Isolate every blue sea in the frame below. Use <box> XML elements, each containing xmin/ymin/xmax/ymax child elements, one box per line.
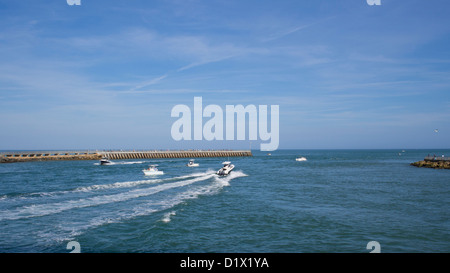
<box><xmin>0</xmin><ymin>149</ymin><xmax>449</xmax><ymax>253</ymax></box>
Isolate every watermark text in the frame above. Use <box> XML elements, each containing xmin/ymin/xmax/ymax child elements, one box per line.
<box><xmin>171</xmin><ymin>97</ymin><xmax>279</xmax><ymax>151</ymax></box>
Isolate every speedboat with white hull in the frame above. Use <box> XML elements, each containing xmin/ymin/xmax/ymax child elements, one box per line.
<box><xmin>296</xmin><ymin>157</ymin><xmax>307</xmax><ymax>161</ymax></box>
<box><xmin>143</xmin><ymin>165</ymin><xmax>164</xmax><ymax>176</ymax></box>
<box><xmin>186</xmin><ymin>159</ymin><xmax>199</xmax><ymax>167</ymax></box>
<box><xmin>100</xmin><ymin>157</ymin><xmax>112</xmax><ymax>165</ymax></box>
<box><xmin>216</xmin><ymin>161</ymin><xmax>234</xmax><ymax>176</ymax></box>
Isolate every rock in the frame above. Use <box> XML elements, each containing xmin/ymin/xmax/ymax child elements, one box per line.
<box><xmin>411</xmin><ymin>160</ymin><xmax>450</xmax><ymax>169</ymax></box>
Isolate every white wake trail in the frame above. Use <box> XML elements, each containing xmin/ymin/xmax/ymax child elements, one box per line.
<box><xmin>0</xmin><ymin>171</ymin><xmax>215</xmax><ymax>203</ymax></box>
<box><xmin>93</xmin><ymin>161</ymin><xmax>148</xmax><ymax>165</ymax></box>
<box><xmin>0</xmin><ymin>173</ymin><xmax>216</xmax><ymax>221</ymax></box>
<box><xmin>54</xmin><ymin>170</ymin><xmax>248</xmax><ymax>241</ymax></box>
<box><xmin>74</xmin><ymin>171</ymin><xmax>215</xmax><ymax>192</ymax></box>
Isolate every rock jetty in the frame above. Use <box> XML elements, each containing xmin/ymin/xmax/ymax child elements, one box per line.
<box><xmin>411</xmin><ymin>155</ymin><xmax>450</xmax><ymax>169</ymax></box>
<box><xmin>0</xmin><ymin>150</ymin><xmax>252</xmax><ymax>163</ymax></box>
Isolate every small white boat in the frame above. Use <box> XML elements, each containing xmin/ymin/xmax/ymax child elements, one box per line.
<box><xmin>143</xmin><ymin>165</ymin><xmax>164</xmax><ymax>176</ymax></box>
<box><xmin>296</xmin><ymin>157</ymin><xmax>307</xmax><ymax>162</ymax></box>
<box><xmin>186</xmin><ymin>159</ymin><xmax>199</xmax><ymax>167</ymax></box>
<box><xmin>216</xmin><ymin>161</ymin><xmax>234</xmax><ymax>176</ymax></box>
<box><xmin>100</xmin><ymin>157</ymin><xmax>112</xmax><ymax>165</ymax></box>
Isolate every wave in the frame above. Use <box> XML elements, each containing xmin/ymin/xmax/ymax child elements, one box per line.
<box><xmin>0</xmin><ymin>172</ymin><xmax>216</xmax><ymax>221</ymax></box>
<box><xmin>213</xmin><ymin>170</ymin><xmax>248</xmax><ymax>186</ymax></box>
<box><xmin>161</xmin><ymin>211</ymin><xmax>176</xmax><ymax>223</ymax></box>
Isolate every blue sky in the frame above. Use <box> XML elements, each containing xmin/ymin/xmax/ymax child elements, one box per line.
<box><xmin>0</xmin><ymin>0</ymin><xmax>449</xmax><ymax>150</ymax></box>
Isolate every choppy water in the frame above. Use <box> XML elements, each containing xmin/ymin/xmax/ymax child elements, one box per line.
<box><xmin>0</xmin><ymin>150</ymin><xmax>449</xmax><ymax>253</ymax></box>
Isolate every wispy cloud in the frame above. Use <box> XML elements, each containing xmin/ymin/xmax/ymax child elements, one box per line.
<box><xmin>176</xmin><ymin>54</ymin><xmax>236</xmax><ymax>72</ymax></box>
<box><xmin>262</xmin><ymin>23</ymin><xmax>315</xmax><ymax>42</ymax></box>
<box><xmin>130</xmin><ymin>74</ymin><xmax>169</xmax><ymax>91</ymax></box>
<box><xmin>261</xmin><ymin>16</ymin><xmax>336</xmax><ymax>42</ymax></box>
<box><xmin>1</xmin><ymin>1</ymin><xmax>449</xmax><ymax>149</ymax></box>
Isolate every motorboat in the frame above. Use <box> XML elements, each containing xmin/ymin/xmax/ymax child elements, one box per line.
<box><xmin>186</xmin><ymin>159</ymin><xmax>199</xmax><ymax>167</ymax></box>
<box><xmin>100</xmin><ymin>157</ymin><xmax>112</xmax><ymax>165</ymax></box>
<box><xmin>295</xmin><ymin>157</ymin><xmax>307</xmax><ymax>162</ymax></box>
<box><xmin>143</xmin><ymin>165</ymin><xmax>164</xmax><ymax>176</ymax></box>
<box><xmin>216</xmin><ymin>161</ymin><xmax>234</xmax><ymax>176</ymax></box>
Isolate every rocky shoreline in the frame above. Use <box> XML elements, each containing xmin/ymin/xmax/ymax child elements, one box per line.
<box><xmin>410</xmin><ymin>160</ymin><xmax>450</xmax><ymax>169</ymax></box>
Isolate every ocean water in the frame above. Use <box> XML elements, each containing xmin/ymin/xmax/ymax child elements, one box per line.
<box><xmin>0</xmin><ymin>149</ymin><xmax>448</xmax><ymax>253</ymax></box>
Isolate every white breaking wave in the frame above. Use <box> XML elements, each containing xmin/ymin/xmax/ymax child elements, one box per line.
<box><xmin>0</xmin><ymin>172</ymin><xmax>216</xmax><ymax>221</ymax></box>
<box><xmin>213</xmin><ymin>170</ymin><xmax>248</xmax><ymax>186</ymax></box>
<box><xmin>161</xmin><ymin>211</ymin><xmax>176</xmax><ymax>223</ymax></box>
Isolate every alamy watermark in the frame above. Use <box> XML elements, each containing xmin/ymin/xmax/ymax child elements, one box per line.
<box><xmin>366</xmin><ymin>241</ymin><xmax>381</xmax><ymax>253</ymax></box>
<box><xmin>66</xmin><ymin>241</ymin><xmax>81</xmax><ymax>253</ymax></box>
<box><xmin>171</xmin><ymin>97</ymin><xmax>279</xmax><ymax>151</ymax></box>
<box><xmin>65</xmin><ymin>240</ymin><xmax>380</xmax><ymax>253</ymax></box>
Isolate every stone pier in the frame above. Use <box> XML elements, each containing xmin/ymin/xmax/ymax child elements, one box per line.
<box><xmin>0</xmin><ymin>150</ymin><xmax>252</xmax><ymax>163</ymax></box>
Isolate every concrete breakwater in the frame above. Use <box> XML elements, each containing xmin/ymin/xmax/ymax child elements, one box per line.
<box><xmin>411</xmin><ymin>155</ymin><xmax>450</xmax><ymax>169</ymax></box>
<box><xmin>0</xmin><ymin>150</ymin><xmax>252</xmax><ymax>163</ymax></box>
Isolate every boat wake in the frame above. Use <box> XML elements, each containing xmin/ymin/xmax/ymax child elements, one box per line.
<box><xmin>93</xmin><ymin>161</ymin><xmax>147</xmax><ymax>166</ymax></box>
<box><xmin>0</xmin><ymin>172</ymin><xmax>217</xmax><ymax>221</ymax></box>
<box><xmin>0</xmin><ymin>171</ymin><xmax>216</xmax><ymax>202</ymax></box>
<box><xmin>56</xmin><ymin>170</ymin><xmax>248</xmax><ymax>240</ymax></box>
<box><xmin>0</xmin><ymin>169</ymin><xmax>247</xmax><ymax>245</ymax></box>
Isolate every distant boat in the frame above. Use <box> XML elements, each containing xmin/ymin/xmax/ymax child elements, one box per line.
<box><xmin>296</xmin><ymin>157</ymin><xmax>307</xmax><ymax>162</ymax></box>
<box><xmin>186</xmin><ymin>159</ymin><xmax>199</xmax><ymax>167</ymax></box>
<box><xmin>434</xmin><ymin>129</ymin><xmax>439</xmax><ymax>133</ymax></box>
<box><xmin>216</xmin><ymin>161</ymin><xmax>234</xmax><ymax>176</ymax></box>
<box><xmin>100</xmin><ymin>157</ymin><xmax>112</xmax><ymax>165</ymax></box>
<box><xmin>143</xmin><ymin>165</ymin><xmax>164</xmax><ymax>176</ymax></box>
